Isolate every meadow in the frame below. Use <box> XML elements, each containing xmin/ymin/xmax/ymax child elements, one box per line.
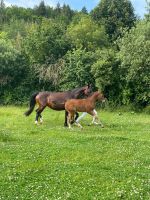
<box><xmin>0</xmin><ymin>106</ymin><xmax>150</xmax><ymax>200</ymax></box>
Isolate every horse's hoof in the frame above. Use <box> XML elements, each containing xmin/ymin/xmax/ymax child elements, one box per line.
<box><xmin>64</xmin><ymin>123</ymin><xmax>68</xmax><ymax>127</ymax></box>
<box><xmin>35</xmin><ymin>121</ymin><xmax>38</xmax><ymax>125</ymax></box>
<box><xmin>68</xmin><ymin>126</ymin><xmax>73</xmax><ymax>130</ymax></box>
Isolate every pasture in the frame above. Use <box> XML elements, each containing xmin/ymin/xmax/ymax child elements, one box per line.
<box><xmin>0</xmin><ymin>106</ymin><xmax>150</xmax><ymax>199</ymax></box>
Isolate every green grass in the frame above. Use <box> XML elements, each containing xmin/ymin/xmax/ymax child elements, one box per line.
<box><xmin>0</xmin><ymin>106</ymin><xmax>150</xmax><ymax>200</ymax></box>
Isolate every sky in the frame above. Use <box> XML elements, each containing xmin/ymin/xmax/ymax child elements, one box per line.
<box><xmin>4</xmin><ymin>0</ymin><xmax>148</xmax><ymax>18</ymax></box>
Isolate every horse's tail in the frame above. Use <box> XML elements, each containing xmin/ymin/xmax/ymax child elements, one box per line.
<box><xmin>24</xmin><ymin>92</ymin><xmax>39</xmax><ymax>116</ymax></box>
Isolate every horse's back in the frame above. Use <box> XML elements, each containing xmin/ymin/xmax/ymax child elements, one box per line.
<box><xmin>35</xmin><ymin>92</ymin><xmax>50</xmax><ymax>105</ymax></box>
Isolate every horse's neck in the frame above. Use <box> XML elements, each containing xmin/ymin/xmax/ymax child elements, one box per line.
<box><xmin>70</xmin><ymin>90</ymin><xmax>82</xmax><ymax>98</ymax></box>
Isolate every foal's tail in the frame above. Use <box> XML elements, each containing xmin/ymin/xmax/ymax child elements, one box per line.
<box><xmin>24</xmin><ymin>92</ymin><xmax>39</xmax><ymax>116</ymax></box>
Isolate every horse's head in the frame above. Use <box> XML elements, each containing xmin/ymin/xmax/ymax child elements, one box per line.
<box><xmin>82</xmin><ymin>84</ymin><xmax>92</xmax><ymax>96</ymax></box>
<box><xmin>72</xmin><ymin>84</ymin><xmax>92</xmax><ymax>99</ymax></box>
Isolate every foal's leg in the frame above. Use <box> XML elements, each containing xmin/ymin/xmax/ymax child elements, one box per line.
<box><xmin>74</xmin><ymin>113</ymin><xmax>83</xmax><ymax>128</ymax></box>
<box><xmin>70</xmin><ymin>112</ymin><xmax>79</xmax><ymax>124</ymax></box>
<box><xmin>88</xmin><ymin>110</ymin><xmax>104</xmax><ymax>127</ymax></box>
<box><xmin>67</xmin><ymin>112</ymin><xmax>73</xmax><ymax>129</ymax></box>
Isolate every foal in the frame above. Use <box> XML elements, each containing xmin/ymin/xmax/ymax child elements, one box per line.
<box><xmin>65</xmin><ymin>91</ymin><xmax>105</xmax><ymax>129</ymax></box>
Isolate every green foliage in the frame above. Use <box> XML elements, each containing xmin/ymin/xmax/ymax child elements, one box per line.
<box><xmin>2</xmin><ymin>19</ymin><xmax>28</xmax><ymax>41</ymax></box>
<box><xmin>56</xmin><ymin>4</ymin><xmax>74</xmax><ymax>24</ymax></box>
<box><xmin>61</xmin><ymin>48</ymin><xmax>95</xmax><ymax>89</ymax></box>
<box><xmin>91</xmin><ymin>48</ymin><xmax>122</xmax><ymax>104</ymax></box>
<box><xmin>117</xmin><ymin>20</ymin><xmax>150</xmax><ymax>106</ymax></box>
<box><xmin>145</xmin><ymin>0</ymin><xmax>150</xmax><ymax>20</ymax></box>
<box><xmin>23</xmin><ymin>18</ymin><xmax>69</xmax><ymax>64</ymax></box>
<box><xmin>81</xmin><ymin>6</ymin><xmax>88</xmax><ymax>14</ymax></box>
<box><xmin>0</xmin><ymin>33</ymin><xmax>29</xmax><ymax>103</ymax></box>
<box><xmin>22</xmin><ymin>18</ymin><xmax>70</xmax><ymax>90</ymax></box>
<box><xmin>66</xmin><ymin>15</ymin><xmax>108</xmax><ymax>50</ymax></box>
<box><xmin>4</xmin><ymin>6</ymin><xmax>35</xmax><ymax>23</ymax></box>
<box><xmin>0</xmin><ymin>0</ymin><xmax>148</xmax><ymax>108</ymax></box>
<box><xmin>91</xmin><ymin>0</ymin><xmax>136</xmax><ymax>40</ymax></box>
<box><xmin>0</xmin><ymin>0</ymin><xmax>5</xmax><ymax>24</ymax></box>
<box><xmin>34</xmin><ymin>1</ymin><xmax>47</xmax><ymax>17</ymax></box>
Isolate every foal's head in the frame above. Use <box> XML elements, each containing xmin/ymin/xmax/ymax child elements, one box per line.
<box><xmin>95</xmin><ymin>91</ymin><xmax>106</xmax><ymax>102</ymax></box>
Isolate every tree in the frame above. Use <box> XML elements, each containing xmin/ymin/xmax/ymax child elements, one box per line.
<box><xmin>91</xmin><ymin>0</ymin><xmax>136</xmax><ymax>41</ymax></box>
<box><xmin>66</xmin><ymin>15</ymin><xmax>108</xmax><ymax>50</ymax></box>
<box><xmin>22</xmin><ymin>18</ymin><xmax>71</xmax><ymax>90</ymax></box>
<box><xmin>117</xmin><ymin>20</ymin><xmax>150</xmax><ymax>107</ymax></box>
<box><xmin>145</xmin><ymin>0</ymin><xmax>150</xmax><ymax>20</ymax></box>
<box><xmin>0</xmin><ymin>0</ymin><xmax>5</xmax><ymax>24</ymax></box>
<box><xmin>35</xmin><ymin>1</ymin><xmax>47</xmax><ymax>17</ymax></box>
<box><xmin>55</xmin><ymin>2</ymin><xmax>61</xmax><ymax>16</ymax></box>
<box><xmin>81</xmin><ymin>6</ymin><xmax>88</xmax><ymax>14</ymax></box>
<box><xmin>0</xmin><ymin>32</ymin><xmax>29</xmax><ymax>103</ymax></box>
<box><xmin>61</xmin><ymin>48</ymin><xmax>95</xmax><ymax>90</ymax></box>
<box><xmin>91</xmin><ymin>48</ymin><xmax>121</xmax><ymax>104</ymax></box>
<box><xmin>5</xmin><ymin>6</ymin><xmax>35</xmax><ymax>22</ymax></box>
<box><xmin>23</xmin><ymin>18</ymin><xmax>70</xmax><ymax>64</ymax></box>
<box><xmin>60</xmin><ymin>4</ymin><xmax>74</xmax><ymax>24</ymax></box>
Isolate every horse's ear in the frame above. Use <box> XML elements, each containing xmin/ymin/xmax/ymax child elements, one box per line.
<box><xmin>88</xmin><ymin>83</ymin><xmax>92</xmax><ymax>88</ymax></box>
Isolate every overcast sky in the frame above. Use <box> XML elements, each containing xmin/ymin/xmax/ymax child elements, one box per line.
<box><xmin>4</xmin><ymin>0</ymin><xmax>148</xmax><ymax>18</ymax></box>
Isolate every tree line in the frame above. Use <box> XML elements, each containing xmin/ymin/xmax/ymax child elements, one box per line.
<box><xmin>0</xmin><ymin>0</ymin><xmax>150</xmax><ymax>109</ymax></box>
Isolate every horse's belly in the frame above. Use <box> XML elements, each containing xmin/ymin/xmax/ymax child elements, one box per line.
<box><xmin>47</xmin><ymin>103</ymin><xmax>65</xmax><ymax>111</ymax></box>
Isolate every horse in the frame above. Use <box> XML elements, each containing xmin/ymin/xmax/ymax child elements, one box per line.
<box><xmin>24</xmin><ymin>85</ymin><xmax>92</xmax><ymax>126</ymax></box>
<box><xmin>65</xmin><ymin>91</ymin><xmax>105</xmax><ymax>129</ymax></box>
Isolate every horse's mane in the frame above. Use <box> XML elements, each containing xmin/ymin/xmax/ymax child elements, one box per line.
<box><xmin>70</xmin><ymin>86</ymin><xmax>86</xmax><ymax>93</ymax></box>
<box><xmin>41</xmin><ymin>86</ymin><xmax>85</xmax><ymax>94</ymax></box>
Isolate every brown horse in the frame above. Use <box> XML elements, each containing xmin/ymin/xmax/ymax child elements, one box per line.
<box><xmin>24</xmin><ymin>85</ymin><xmax>92</xmax><ymax>126</ymax></box>
<box><xmin>65</xmin><ymin>91</ymin><xmax>105</xmax><ymax>129</ymax></box>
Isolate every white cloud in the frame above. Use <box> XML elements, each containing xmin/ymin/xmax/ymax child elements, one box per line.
<box><xmin>4</xmin><ymin>0</ymin><xmax>12</xmax><ymax>7</ymax></box>
<box><xmin>4</xmin><ymin>0</ymin><xmax>57</xmax><ymax>8</ymax></box>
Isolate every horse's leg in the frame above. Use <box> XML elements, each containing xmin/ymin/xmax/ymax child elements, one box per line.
<box><xmin>75</xmin><ymin>112</ymin><xmax>87</xmax><ymax>123</ymax></box>
<box><xmin>35</xmin><ymin>106</ymin><xmax>46</xmax><ymax>125</ymax></box>
<box><xmin>35</xmin><ymin>108</ymin><xmax>39</xmax><ymax>125</ymax></box>
<box><xmin>64</xmin><ymin>111</ymin><xmax>68</xmax><ymax>127</ymax></box>
<box><xmin>75</xmin><ymin>112</ymin><xmax>79</xmax><ymax>121</ymax></box>
<box><xmin>39</xmin><ymin>113</ymin><xmax>43</xmax><ymax>124</ymax></box>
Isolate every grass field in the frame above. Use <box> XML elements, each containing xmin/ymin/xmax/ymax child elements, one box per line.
<box><xmin>0</xmin><ymin>106</ymin><xmax>150</xmax><ymax>200</ymax></box>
